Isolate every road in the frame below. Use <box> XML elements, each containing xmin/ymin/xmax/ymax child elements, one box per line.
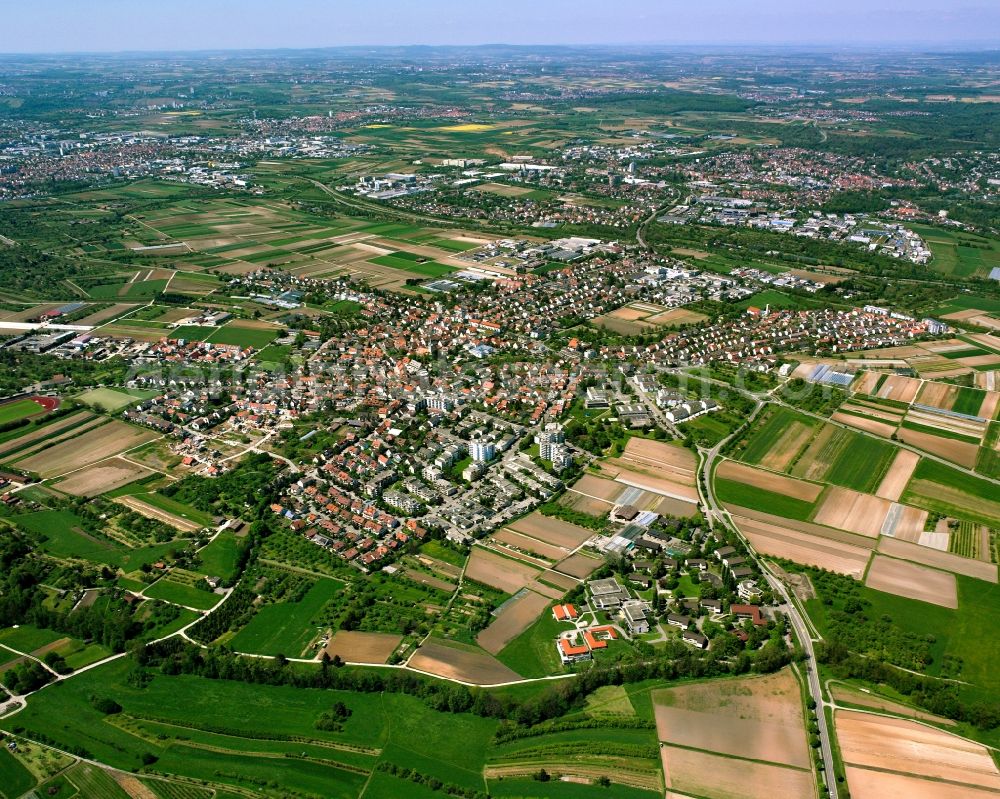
<box><xmin>695</xmin><ymin>395</ymin><xmax>839</xmax><ymax>798</ymax></box>
<box><xmin>636</xmin><ymin>201</ymin><xmax>673</xmax><ymax>250</ymax></box>
<box><xmin>305</xmin><ymin>178</ymin><xmax>458</xmax><ymax>228</ymax></box>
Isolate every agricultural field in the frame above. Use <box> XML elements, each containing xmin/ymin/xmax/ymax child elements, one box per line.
<box><xmin>229</xmin><ymin>576</ymin><xmax>344</xmax><ymax>657</ymax></box>
<box><xmin>864</xmin><ymin>554</ymin><xmax>958</xmax><ymax>608</ymax></box>
<box><xmin>408</xmin><ymin>637</ymin><xmax>521</xmax><ymax>685</ymax></box>
<box><xmin>732</xmin><ymin>406</ymin><xmax>818</xmax><ymax>470</ymax></box>
<box><xmin>476</xmin><ymin>589</ymin><xmax>551</xmax><ymax>655</ymax></box>
<box><xmin>901</xmin><ymin>458</ymin><xmax>1000</xmax><ymax>529</ymax></box>
<box><xmin>321</xmin><ymin>630</ymin><xmax>402</xmax><ymax>664</ymax></box>
<box><xmin>10</xmin><ymin>657</ymin><xmax>502</xmax><ymax>797</ymax></box>
<box><xmin>836</xmin><ymin>709</ymin><xmax>1000</xmax><ymax>798</ymax></box>
<box><xmin>0</xmin><ymin>747</ymin><xmax>36</xmax><ymax>799</ymax></box>
<box><xmin>12</xmin><ymin>420</ymin><xmax>159</xmax><ymax>478</ymax></box>
<box><xmin>908</xmin><ymin>223</ymin><xmax>1000</xmax><ymax>279</ymax></box>
<box><xmin>495</xmin><ymin>610</ymin><xmax>573</xmax><ymax>677</ymax></box>
<box><xmin>12</xmin><ymin>508</ymin><xmax>180</xmax><ymax>569</ymax></box>
<box><xmin>144</xmin><ymin>571</ymin><xmax>222</xmax><ymax>610</ymax></box>
<box><xmin>194</xmin><ymin>532</ymin><xmax>242</xmax><ymax>582</ymax></box>
<box><xmin>653</xmin><ymin>669</ymin><xmax>815</xmax><ymax>799</ymax></box>
<box><xmin>506</xmin><ymin>512</ymin><xmax>595</xmax><ymax>551</ymax></box>
<box><xmin>591</xmin><ymin>301</ymin><xmax>706</xmax><ymax>335</ymax></box>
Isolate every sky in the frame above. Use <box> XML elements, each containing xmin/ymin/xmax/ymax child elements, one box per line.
<box><xmin>3</xmin><ymin>0</ymin><xmax>998</xmax><ymax>53</ymax></box>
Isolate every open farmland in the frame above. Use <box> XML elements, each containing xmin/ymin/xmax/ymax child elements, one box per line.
<box><xmin>787</xmin><ymin>423</ymin><xmax>897</xmax><ymax>493</ymax></box>
<box><xmin>230</xmin><ymin>577</ymin><xmax>344</xmax><ymax>656</ymax></box>
<box><xmin>0</xmin><ymin>410</ymin><xmax>94</xmax><ymax>457</ymax></box>
<box><xmin>831</xmin><ymin>411</ymin><xmax>897</xmax><ymax>437</ymax></box>
<box><xmin>897</xmin><ymin>426</ymin><xmax>980</xmax><ymax>468</ymax></box>
<box><xmin>477</xmin><ymin>589</ymin><xmax>551</xmax><ymax>654</ymax></box>
<box><xmin>864</xmin><ymin>554</ymin><xmax>958</xmax><ymax>608</ymax></box>
<box><xmin>14</xmin><ymin>421</ymin><xmax>158</xmax><ymax>478</ymax></box>
<box><xmin>655</xmin><ymin>671</ymin><xmax>815</xmax><ymax>799</ymax></box>
<box><xmin>877</xmin><ymin>536</ymin><xmax>998</xmax><ymax>582</ymax></box>
<box><xmin>736</xmin><ymin>407</ymin><xmax>816</xmax><ymax>470</ymax></box>
<box><xmin>54</xmin><ymin>457</ymin><xmax>156</xmax><ymax>496</ymax></box>
<box><xmin>613</xmin><ymin>436</ymin><xmax>697</xmax><ymax>477</ymax></box>
<box><xmin>466</xmin><ymin>546</ymin><xmax>542</xmax><ymax>593</ymax></box>
<box><xmin>653</xmin><ymin>669</ymin><xmax>811</xmax><ymax>768</ymax></box>
<box><xmin>408</xmin><ymin>638</ymin><xmax>520</xmax><ymax>685</ymax></box>
<box><xmin>660</xmin><ymin>747</ymin><xmax>815</xmax><ymax>799</ymax></box>
<box><xmin>321</xmin><ymin>630</ymin><xmax>401</xmax><ymax>664</ymax></box>
<box><xmin>836</xmin><ymin>709</ymin><xmax>1000</xmax><ymax>798</ymax></box>
<box><xmin>565</xmin><ymin>473</ymin><xmax>623</xmax><ymax>501</ymax></box>
<box><xmin>1</xmin><ymin>415</ymin><xmax>109</xmax><ymax>463</ymax></box>
<box><xmin>902</xmin><ymin>458</ymin><xmax>1000</xmax><ymax>528</ymax></box>
<box><xmin>875</xmin><ymin>449</ymin><xmax>921</xmax><ymax>500</ymax></box>
<box><xmin>876</xmin><ymin>374</ymin><xmax>922</xmax><ymax>403</ymax></box>
<box><xmin>492</xmin><ymin>529</ymin><xmax>567</xmax><ymax>561</ymax></box>
<box><xmin>553</xmin><ymin>550</ymin><xmax>604</xmax><ymax>579</ymax></box>
<box><xmin>734</xmin><ymin>515</ymin><xmax>873</xmax><ymax>578</ymax></box>
<box><xmin>812</xmin><ymin>487</ymin><xmax>890</xmax><ymax>538</ymax></box>
<box><xmin>507</xmin><ymin>512</ymin><xmax>594</xmax><ymax>549</ymax></box>
<box><xmin>716</xmin><ymin>476</ymin><xmax>816</xmax><ymax>521</ymax></box>
<box><xmin>716</xmin><ymin>460</ymin><xmax>824</xmax><ymax>501</ymax></box>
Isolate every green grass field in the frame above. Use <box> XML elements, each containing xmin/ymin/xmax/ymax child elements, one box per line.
<box><xmin>130</xmin><ymin>492</ymin><xmax>214</xmax><ymax>527</ymax></box>
<box><xmin>909</xmin><ymin>224</ymin><xmax>1000</xmax><ymax>278</ymax></box>
<box><xmin>195</xmin><ymin>532</ymin><xmax>241</xmax><ymax>582</ymax></box>
<box><xmin>229</xmin><ymin>577</ymin><xmax>343</xmax><ymax>656</ymax></box>
<box><xmin>714</xmin><ymin>477</ymin><xmax>817</xmax><ymax>521</ymax></box>
<box><xmin>0</xmin><ymin>398</ymin><xmax>44</xmax><ymax>425</ymax></box>
<box><xmin>807</xmin><ymin>574</ymin><xmax>1000</xmax><ymax>704</ymax></box>
<box><xmin>75</xmin><ymin>387</ymin><xmax>156</xmax><ymax>412</ymax></box>
<box><xmin>0</xmin><ymin>623</ymin><xmax>69</xmax><ymax>652</ymax></box>
<box><xmin>88</xmin><ymin>279</ymin><xmax>168</xmax><ymax>299</ymax></box>
<box><xmin>737</xmin><ymin>406</ymin><xmax>816</xmax><ymax>465</ymax></box>
<box><xmin>823</xmin><ymin>432</ymin><xmax>897</xmax><ymax>493</ymax></box>
<box><xmin>930</xmin><ymin>294</ymin><xmax>1000</xmax><ymax>316</ymax></box>
<box><xmin>953</xmin><ymin>385</ymin><xmax>987</xmax><ymax>416</ymax></box>
<box><xmin>901</xmin><ymin>458</ymin><xmax>1000</xmax><ymax>527</ymax></box>
<box><xmin>169</xmin><ymin>324</ymin><xmax>215</xmax><ymax>341</ymax></box>
<box><xmin>205</xmin><ymin>324</ymin><xmax>279</xmax><ymax>349</ymax></box>
<box><xmin>13</xmin><ymin>510</ymin><xmax>179</xmax><ymax>568</ymax></box>
<box><xmin>144</xmin><ymin>576</ymin><xmax>220</xmax><ymax>610</ymax></box>
<box><xmin>735</xmin><ymin>289</ymin><xmax>826</xmax><ymax>311</ymax></box>
<box><xmin>0</xmin><ymin>748</ymin><xmax>36</xmax><ymax>799</ymax></box>
<box><xmin>14</xmin><ymin>658</ymin><xmax>500</xmax><ymax>794</ymax></box>
<box><xmin>495</xmin><ymin>610</ymin><xmax>568</xmax><ymax>678</ymax></box>
<box><xmin>253</xmin><ymin>343</ymin><xmax>294</xmax><ymax>364</ymax></box>
<box><xmin>418</xmin><ymin>540</ymin><xmax>467</xmax><ymax>568</ymax></box>
<box><xmin>369</xmin><ymin>255</ymin><xmax>455</xmax><ymax>277</ymax></box>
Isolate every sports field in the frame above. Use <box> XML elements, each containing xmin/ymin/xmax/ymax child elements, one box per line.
<box><xmin>0</xmin><ymin>398</ymin><xmax>46</xmax><ymax>424</ymax></box>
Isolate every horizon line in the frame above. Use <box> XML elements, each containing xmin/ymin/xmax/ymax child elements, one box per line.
<box><xmin>1</xmin><ymin>40</ymin><xmax>999</xmax><ymax>57</ymax></box>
